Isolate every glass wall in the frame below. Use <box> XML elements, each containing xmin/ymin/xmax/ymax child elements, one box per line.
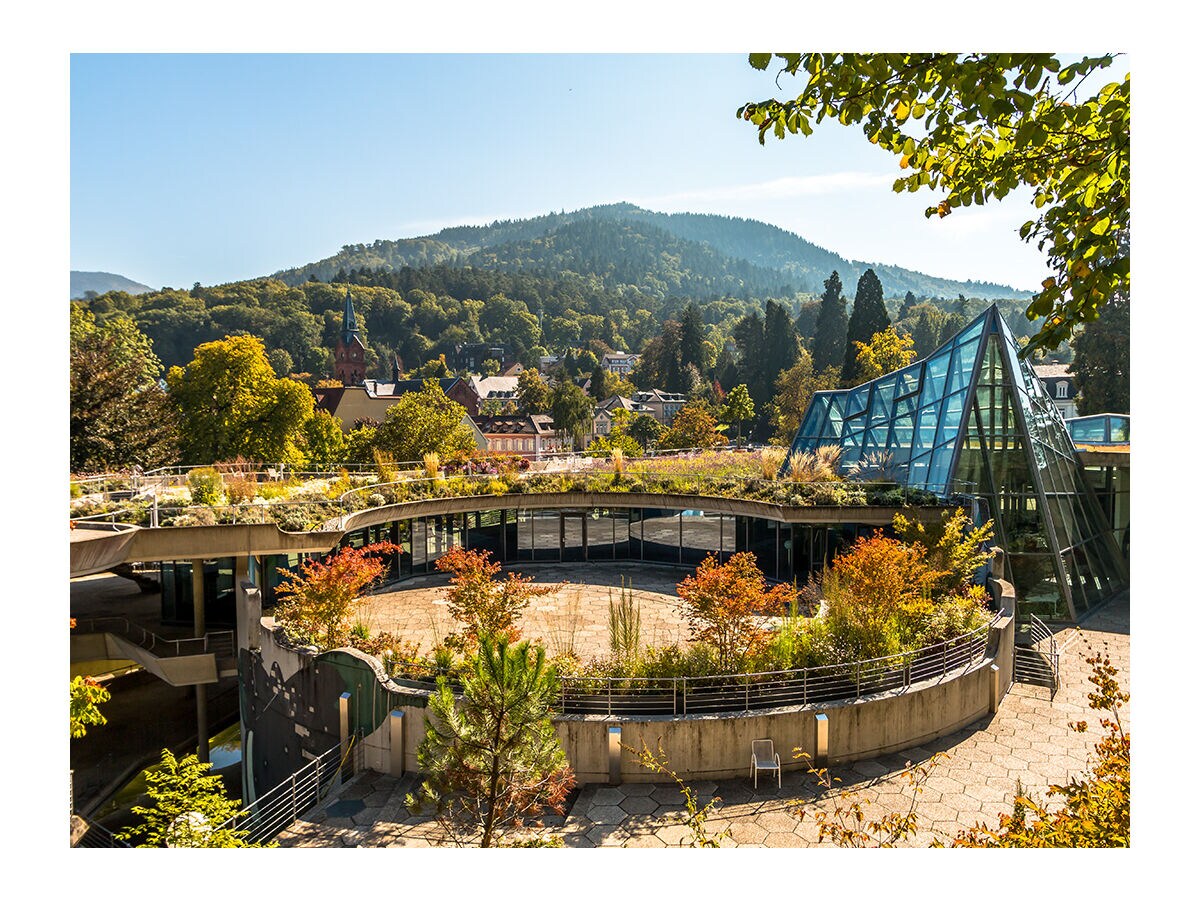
<box><xmin>159</xmin><ymin>558</ymin><xmax>237</xmax><ymax>626</ymax></box>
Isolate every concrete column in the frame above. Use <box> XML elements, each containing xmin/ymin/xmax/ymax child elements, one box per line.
<box><xmin>191</xmin><ymin>559</ymin><xmax>209</xmax><ymax>763</ymax></box>
<box><xmin>339</xmin><ymin>692</ymin><xmax>353</xmax><ymax>770</ymax></box>
<box><xmin>389</xmin><ymin>710</ymin><xmax>405</xmax><ymax>776</ymax></box>
<box><xmin>814</xmin><ymin>713</ymin><xmax>829</xmax><ymax>767</ymax></box>
<box><xmin>990</xmin><ymin>664</ymin><xmax>1002</xmax><ymax>714</ymax></box>
<box><xmin>607</xmin><ymin>725</ymin><xmax>622</xmax><ymax>784</ymax></box>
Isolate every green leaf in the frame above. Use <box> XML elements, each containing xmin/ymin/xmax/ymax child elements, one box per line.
<box><xmin>748</xmin><ymin>53</ymin><xmax>773</xmax><ymax>71</ymax></box>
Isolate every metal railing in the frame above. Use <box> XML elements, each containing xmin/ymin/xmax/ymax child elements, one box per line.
<box><xmin>73</xmin><ymin>617</ymin><xmax>235</xmax><ymax>660</ymax></box>
<box><xmin>72</xmin><ymin>816</ymin><xmax>132</xmax><ymax>848</ymax></box>
<box><xmin>557</xmin><ymin>615</ymin><xmax>997</xmax><ymax>716</ymax></box>
<box><xmin>1014</xmin><ymin>613</ymin><xmax>1059</xmax><ymax>700</ymax></box>
<box><xmin>216</xmin><ymin>741</ymin><xmax>353</xmax><ymax>844</ymax></box>
<box><xmin>380</xmin><ymin>615</ymin><xmax>997</xmax><ymax>717</ymax></box>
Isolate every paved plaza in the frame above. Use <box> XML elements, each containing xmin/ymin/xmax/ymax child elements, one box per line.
<box><xmin>357</xmin><ymin>563</ymin><xmax>692</xmax><ymax>661</ymax></box>
<box><xmin>276</xmin><ymin>593</ymin><xmax>1129</xmax><ymax>848</ymax></box>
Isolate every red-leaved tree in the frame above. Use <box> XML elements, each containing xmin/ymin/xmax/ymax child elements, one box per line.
<box><xmin>274</xmin><ymin>542</ymin><xmax>401</xmax><ymax>650</ymax></box>
<box><xmin>435</xmin><ymin>547</ymin><xmax>557</xmax><ymax>647</ymax></box>
<box><xmin>677</xmin><ymin>552</ymin><xmax>797</xmax><ymax>671</ymax></box>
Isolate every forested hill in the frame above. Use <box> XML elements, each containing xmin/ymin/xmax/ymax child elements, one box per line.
<box><xmin>71</xmin><ymin>271</ymin><xmax>153</xmax><ymax>299</ymax></box>
<box><xmin>272</xmin><ymin>202</ymin><xmax>1030</xmax><ymax>300</ymax></box>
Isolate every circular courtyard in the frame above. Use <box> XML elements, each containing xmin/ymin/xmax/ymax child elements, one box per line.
<box><xmin>355</xmin><ymin>562</ymin><xmax>693</xmax><ymax>661</ymax></box>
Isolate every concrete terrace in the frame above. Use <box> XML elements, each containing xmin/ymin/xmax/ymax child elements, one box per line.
<box><xmin>274</xmin><ymin>594</ymin><xmax>1129</xmax><ymax>848</ymax></box>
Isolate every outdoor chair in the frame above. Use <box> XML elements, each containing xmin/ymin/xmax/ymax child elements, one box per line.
<box><xmin>750</xmin><ymin>739</ymin><xmax>781</xmax><ymax>789</ymax></box>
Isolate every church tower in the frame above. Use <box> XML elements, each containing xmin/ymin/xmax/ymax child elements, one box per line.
<box><xmin>333</xmin><ymin>287</ymin><xmax>367</xmax><ymax>385</ymax></box>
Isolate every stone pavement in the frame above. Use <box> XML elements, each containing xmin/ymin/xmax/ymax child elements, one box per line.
<box><xmin>356</xmin><ymin>563</ymin><xmax>690</xmax><ymax>661</ymax></box>
<box><xmin>275</xmin><ymin>595</ymin><xmax>1129</xmax><ymax>848</ymax></box>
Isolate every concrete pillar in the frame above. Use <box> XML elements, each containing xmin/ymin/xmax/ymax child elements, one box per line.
<box><xmin>607</xmin><ymin>725</ymin><xmax>622</xmax><ymax>784</ymax></box>
<box><xmin>389</xmin><ymin>710</ymin><xmax>405</xmax><ymax>776</ymax></box>
<box><xmin>814</xmin><ymin>713</ymin><xmax>829</xmax><ymax>767</ymax></box>
<box><xmin>339</xmin><ymin>692</ymin><xmax>353</xmax><ymax>771</ymax></box>
<box><xmin>191</xmin><ymin>559</ymin><xmax>209</xmax><ymax>763</ymax></box>
<box><xmin>990</xmin><ymin>664</ymin><xmax>1002</xmax><ymax>714</ymax></box>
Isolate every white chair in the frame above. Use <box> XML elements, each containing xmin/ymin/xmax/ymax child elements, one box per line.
<box><xmin>750</xmin><ymin>739</ymin><xmax>781</xmax><ymax>789</ymax></box>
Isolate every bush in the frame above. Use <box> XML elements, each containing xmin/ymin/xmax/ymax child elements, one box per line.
<box><xmin>187</xmin><ymin>467</ymin><xmax>224</xmax><ymax>506</ymax></box>
<box><xmin>225</xmin><ymin>474</ymin><xmax>257</xmax><ymax>504</ymax></box>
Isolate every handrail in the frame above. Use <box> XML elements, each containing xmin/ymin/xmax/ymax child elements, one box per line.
<box><xmin>72</xmin><ymin>616</ymin><xmax>235</xmax><ymax>659</ymax></box>
<box><xmin>379</xmin><ymin>612</ymin><xmax>1000</xmax><ymax>717</ymax></box>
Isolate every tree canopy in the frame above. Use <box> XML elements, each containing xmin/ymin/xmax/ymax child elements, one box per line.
<box><xmin>70</xmin><ymin>305</ymin><xmax>180</xmax><ymax>472</ymax></box>
<box><xmin>741</xmin><ymin>53</ymin><xmax>1129</xmax><ymax>354</ymax></box>
<box><xmin>374</xmin><ymin>380</ymin><xmax>476</xmax><ymax>462</ymax></box>
<box><xmin>166</xmin><ymin>334</ymin><xmax>313</xmax><ymax>465</ymax></box>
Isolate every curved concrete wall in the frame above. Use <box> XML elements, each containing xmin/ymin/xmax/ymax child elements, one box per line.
<box><xmin>240</xmin><ymin>571</ymin><xmax>1015</xmax><ymax>785</ymax></box>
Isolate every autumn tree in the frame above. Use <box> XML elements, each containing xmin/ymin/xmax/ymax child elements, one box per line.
<box><xmin>435</xmin><ymin>547</ymin><xmax>556</xmax><ymax>647</ymax></box>
<box><xmin>274</xmin><ymin>542</ymin><xmax>400</xmax><ymax>650</ymax></box>
<box><xmin>626</xmin><ymin>412</ymin><xmax>665</xmax><ymax>452</ymax></box>
<box><xmin>658</xmin><ymin>402</ymin><xmax>724</xmax><ymax>450</ymax></box>
<box><xmin>515</xmin><ymin>369</ymin><xmax>551</xmax><ymax>414</ymax></box>
<box><xmin>892</xmin><ymin>508</ymin><xmax>996</xmax><ymax>596</ymax></box>
<box><xmin>842</xmin><ymin>269</ymin><xmax>891</xmax><ymax>383</ymax></box>
<box><xmin>116</xmin><ymin>749</ymin><xmax>268</xmax><ymax>847</ymax></box>
<box><xmin>677</xmin><ymin>552</ymin><xmax>797</xmax><ymax>671</ymax></box>
<box><xmin>374</xmin><ymin>380</ymin><xmax>476</xmax><ymax>462</ymax></box>
<box><xmin>769</xmin><ymin>349</ymin><xmax>841</xmax><ymax>444</ymax></box>
<box><xmin>166</xmin><ymin>334</ymin><xmax>314</xmax><ymax>465</ymax></box>
<box><xmin>407</xmin><ymin>638</ymin><xmax>576</xmax><ymax>847</ymax></box>
<box><xmin>850</xmin><ymin>327</ymin><xmax>918</xmax><ymax>383</ymax></box>
<box><xmin>741</xmin><ymin>53</ymin><xmax>1129</xmax><ymax>354</ymax></box>
<box><xmin>70</xmin><ymin>305</ymin><xmax>180</xmax><ymax>472</ymax></box>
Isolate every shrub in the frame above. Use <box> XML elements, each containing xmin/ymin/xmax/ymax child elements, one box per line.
<box><xmin>435</xmin><ymin>547</ymin><xmax>558</xmax><ymax>647</ymax></box>
<box><xmin>677</xmin><ymin>552</ymin><xmax>797</xmax><ymax>672</ymax></box>
<box><xmin>187</xmin><ymin>467</ymin><xmax>224</xmax><ymax>506</ymax></box>
<box><xmin>224</xmin><ymin>473</ymin><xmax>257</xmax><ymax>504</ymax></box>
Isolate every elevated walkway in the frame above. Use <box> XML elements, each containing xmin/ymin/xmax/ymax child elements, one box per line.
<box><xmin>72</xmin><ymin>617</ymin><xmax>236</xmax><ymax>687</ymax></box>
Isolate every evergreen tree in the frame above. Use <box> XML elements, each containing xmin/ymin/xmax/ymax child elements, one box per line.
<box><xmin>763</xmin><ymin>299</ymin><xmax>800</xmax><ymax>385</ymax></box>
<box><xmin>812</xmin><ymin>271</ymin><xmax>849</xmax><ymax>372</ymax></box>
<box><xmin>407</xmin><ymin>639</ymin><xmax>575</xmax><ymax>847</ymax></box>
<box><xmin>1070</xmin><ymin>294</ymin><xmax>1129</xmax><ymax>415</ymax></box>
<box><xmin>842</xmin><ymin>268</ymin><xmax>890</xmax><ymax>382</ymax></box>
<box><xmin>939</xmin><ymin>312</ymin><xmax>967</xmax><ymax>346</ymax></box>
<box><xmin>910</xmin><ymin>309</ymin><xmax>944</xmax><ymax>358</ymax></box>
<box><xmin>900</xmin><ymin>291</ymin><xmax>919</xmax><ymax>318</ymax></box>
<box><xmin>678</xmin><ymin>302</ymin><xmax>707</xmax><ymax>376</ymax></box>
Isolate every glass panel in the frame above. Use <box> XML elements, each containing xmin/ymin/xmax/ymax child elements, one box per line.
<box><xmin>681</xmin><ymin>510</ymin><xmax>721</xmax><ymax>565</ymax></box>
<box><xmin>1109</xmin><ymin>416</ymin><xmax>1129</xmax><ymax>442</ymax></box>
<box><xmin>641</xmin><ymin>508</ymin><xmax>680</xmax><ymax>564</ymax></box>
<box><xmin>532</xmin><ymin>510</ymin><xmax>560</xmax><ymax>562</ymax></box>
<box><xmin>587</xmin><ymin>508</ymin><xmax>614</xmax><ymax>560</ymax></box>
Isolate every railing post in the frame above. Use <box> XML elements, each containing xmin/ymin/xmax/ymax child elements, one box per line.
<box><xmin>803</xmin><ymin>668</ymin><xmax>807</xmax><ymax>706</ymax></box>
<box><xmin>855</xmin><ymin>661</ymin><xmax>861</xmax><ymax>699</ymax></box>
<box><xmin>682</xmin><ymin>677</ymin><xmax>687</xmax><ymax>715</ymax></box>
<box><xmin>607</xmin><ymin>680</ymin><xmax>612</xmax><ymax>717</ymax></box>
<box><xmin>745</xmin><ymin>674</ymin><xmax>750</xmax><ymax>711</ymax></box>
<box><xmin>943</xmin><ymin>641</ymin><xmax>948</xmax><ymax>676</ymax></box>
<box><xmin>290</xmin><ymin>772</ymin><xmax>297</xmax><ymax>825</ymax></box>
<box><xmin>672</xmin><ymin>678</ymin><xmax>677</xmax><ymax>717</ymax></box>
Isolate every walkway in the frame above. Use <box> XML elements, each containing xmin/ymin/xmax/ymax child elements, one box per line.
<box><xmin>275</xmin><ymin>595</ymin><xmax>1129</xmax><ymax>847</ymax></box>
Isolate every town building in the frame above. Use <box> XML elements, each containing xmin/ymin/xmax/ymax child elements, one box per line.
<box><xmin>1032</xmin><ymin>364</ymin><xmax>1079</xmax><ymax>419</ymax></box>
<box><xmin>333</xmin><ymin>288</ymin><xmax>367</xmax><ymax>386</ymax></box>
<box><xmin>633</xmin><ymin>389</ymin><xmax>687</xmax><ymax>425</ymax></box>
<box><xmin>471</xmin><ymin>413</ymin><xmax>566</xmax><ymax>458</ymax></box>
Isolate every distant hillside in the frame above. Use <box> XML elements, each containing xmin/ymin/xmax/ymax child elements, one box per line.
<box><xmin>71</xmin><ymin>271</ymin><xmax>153</xmax><ymax>299</ymax></box>
<box><xmin>272</xmin><ymin>202</ymin><xmax>1031</xmax><ymax>300</ymax></box>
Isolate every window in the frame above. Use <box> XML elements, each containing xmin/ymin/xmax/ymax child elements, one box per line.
<box><xmin>1056</xmin><ymin>381</ymin><xmax>1068</xmax><ymax>399</ymax></box>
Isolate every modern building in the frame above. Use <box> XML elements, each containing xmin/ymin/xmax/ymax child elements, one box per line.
<box><xmin>783</xmin><ymin>305</ymin><xmax>1128</xmax><ymax>621</ymax></box>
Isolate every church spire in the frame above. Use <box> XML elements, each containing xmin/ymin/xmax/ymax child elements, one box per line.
<box><xmin>342</xmin><ymin>287</ymin><xmax>360</xmax><ymax>344</ymax></box>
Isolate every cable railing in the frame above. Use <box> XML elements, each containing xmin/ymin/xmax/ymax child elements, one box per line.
<box><xmin>376</xmin><ymin>614</ymin><xmax>997</xmax><ymax>717</ymax></box>
<box><xmin>556</xmin><ymin>614</ymin><xmax>998</xmax><ymax>717</ymax></box>
<box><xmin>216</xmin><ymin>740</ymin><xmax>353</xmax><ymax>844</ymax></box>
<box><xmin>72</xmin><ymin>816</ymin><xmax>132</xmax><ymax>848</ymax></box>
<box><xmin>73</xmin><ymin>616</ymin><xmax>235</xmax><ymax>660</ymax></box>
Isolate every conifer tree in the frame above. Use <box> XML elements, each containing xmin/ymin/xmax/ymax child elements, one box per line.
<box><xmin>678</xmin><ymin>302</ymin><xmax>707</xmax><ymax>377</ymax></box>
<box><xmin>812</xmin><ymin>271</ymin><xmax>849</xmax><ymax>372</ymax></box>
<box><xmin>842</xmin><ymin>269</ymin><xmax>891</xmax><ymax>382</ymax></box>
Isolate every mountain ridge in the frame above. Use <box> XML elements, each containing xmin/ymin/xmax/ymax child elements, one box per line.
<box><xmin>71</xmin><ymin>271</ymin><xmax>154</xmax><ymax>299</ymax></box>
<box><xmin>271</xmin><ymin>202</ymin><xmax>1030</xmax><ymax>300</ymax></box>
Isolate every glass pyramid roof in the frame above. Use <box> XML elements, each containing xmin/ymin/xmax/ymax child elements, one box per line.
<box><xmin>783</xmin><ymin>305</ymin><xmax>1128</xmax><ymax>621</ymax></box>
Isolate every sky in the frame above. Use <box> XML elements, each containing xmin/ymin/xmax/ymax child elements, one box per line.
<box><xmin>71</xmin><ymin>53</ymin><xmax>1065</xmax><ymax>293</ymax></box>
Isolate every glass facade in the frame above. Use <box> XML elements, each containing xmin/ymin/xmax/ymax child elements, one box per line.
<box><xmin>316</xmin><ymin>507</ymin><xmax>877</xmax><ymax>590</ymax></box>
<box><xmin>1067</xmin><ymin>414</ymin><xmax>1130</xmax><ymax>446</ymax></box>
<box><xmin>783</xmin><ymin>305</ymin><xmax>1128</xmax><ymax>621</ymax></box>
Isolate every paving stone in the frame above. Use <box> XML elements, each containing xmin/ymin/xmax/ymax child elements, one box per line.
<box><xmin>728</xmin><ymin>820</ymin><xmax>769</xmax><ymax>844</ymax></box>
<box><xmin>618</xmin><ymin>782</ymin><xmax>656</xmax><ymax>796</ymax></box>
<box><xmin>852</xmin><ymin>759</ymin><xmax>892</xmax><ymax>779</ymax></box>
<box><xmin>619</xmin><ymin>795</ymin><xmax>659</xmax><ymax>815</ymax></box>
<box><xmin>586</xmin><ymin>823</ymin><xmax>626</xmax><ymax>846</ymax></box>
<box><xmin>623</xmin><ymin>832</ymin><xmax>667</xmax><ymax>847</ymax></box>
<box><xmin>654</xmin><ymin>823</ymin><xmax>696</xmax><ymax>847</ymax></box>
<box><xmin>586</xmin><ymin>805</ymin><xmax>627</xmax><ymax>826</ymax></box>
<box><xmin>591</xmin><ymin>787</ymin><xmax>627</xmax><ymax>807</ymax></box>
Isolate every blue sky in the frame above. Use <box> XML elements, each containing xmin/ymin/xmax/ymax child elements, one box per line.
<box><xmin>71</xmin><ymin>53</ymin><xmax>1065</xmax><ymax>292</ymax></box>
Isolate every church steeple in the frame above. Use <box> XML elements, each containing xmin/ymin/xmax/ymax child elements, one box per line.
<box><xmin>341</xmin><ymin>287</ymin><xmax>360</xmax><ymax>344</ymax></box>
<box><xmin>334</xmin><ymin>287</ymin><xmax>367</xmax><ymax>386</ymax></box>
